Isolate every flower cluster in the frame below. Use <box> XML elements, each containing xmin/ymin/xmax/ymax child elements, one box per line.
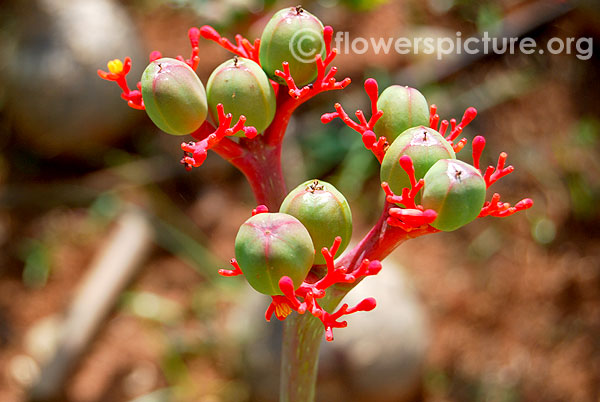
<box><xmin>98</xmin><ymin>6</ymin><xmax>533</xmax><ymax>342</ymax></box>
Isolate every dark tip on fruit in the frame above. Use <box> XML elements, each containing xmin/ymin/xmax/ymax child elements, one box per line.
<box><xmin>307</xmin><ymin>179</ymin><xmax>323</xmax><ymax>193</ymax></box>
<box><xmin>295</xmin><ymin>5</ymin><xmax>304</xmax><ymax>14</ymax></box>
<box><xmin>454</xmin><ymin>167</ymin><xmax>463</xmax><ymax>182</ymax></box>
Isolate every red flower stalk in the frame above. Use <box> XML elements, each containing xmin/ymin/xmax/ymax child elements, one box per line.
<box><xmin>150</xmin><ymin>27</ymin><xmax>202</xmax><ymax>71</ymax></box>
<box><xmin>97</xmin><ymin>27</ymin><xmax>202</xmax><ymax>110</ymax></box>
<box><xmin>199</xmin><ymin>25</ymin><xmax>260</xmax><ymax>64</ymax></box>
<box><xmin>97</xmin><ymin>57</ymin><xmax>144</xmax><ymax>110</ymax></box>
<box><xmin>469</xmin><ymin>135</ymin><xmax>533</xmax><ymax>217</ymax></box>
<box><xmin>479</xmin><ymin>194</ymin><xmax>534</xmax><ymax>218</ymax></box>
<box><xmin>265</xmin><ymin>236</ymin><xmax>381</xmax><ymax>341</ymax></box>
<box><xmin>472</xmin><ymin>135</ymin><xmax>514</xmax><ymax>186</ymax></box>
<box><xmin>321</xmin><ymin>78</ymin><xmax>387</xmax><ymax>162</ymax></box>
<box><xmin>380</xmin><ymin>155</ymin><xmax>438</xmax><ymax>231</ymax></box>
<box><xmin>219</xmin><ymin>258</ymin><xmax>243</xmax><ymax>277</ymax></box>
<box><xmin>274</xmin><ymin>26</ymin><xmax>351</xmax><ymax>100</ymax></box>
<box><xmin>180</xmin><ymin>103</ymin><xmax>257</xmax><ymax>170</ymax></box>
<box><xmin>429</xmin><ymin>105</ymin><xmax>477</xmax><ymax>153</ymax></box>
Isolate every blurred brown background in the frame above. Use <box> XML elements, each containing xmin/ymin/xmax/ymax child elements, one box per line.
<box><xmin>0</xmin><ymin>0</ymin><xmax>599</xmax><ymax>401</ymax></box>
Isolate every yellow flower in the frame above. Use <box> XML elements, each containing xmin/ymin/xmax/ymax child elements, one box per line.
<box><xmin>107</xmin><ymin>59</ymin><xmax>124</xmax><ymax>74</ymax></box>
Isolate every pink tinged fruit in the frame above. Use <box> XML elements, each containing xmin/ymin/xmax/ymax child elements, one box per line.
<box><xmin>380</xmin><ymin>126</ymin><xmax>455</xmax><ymax>203</ymax></box>
<box><xmin>374</xmin><ymin>85</ymin><xmax>430</xmax><ymax>143</ymax></box>
<box><xmin>206</xmin><ymin>57</ymin><xmax>276</xmax><ymax>135</ymax></box>
<box><xmin>280</xmin><ymin>179</ymin><xmax>352</xmax><ymax>265</ymax></box>
<box><xmin>234</xmin><ymin>212</ymin><xmax>315</xmax><ymax>295</ymax></box>
<box><xmin>422</xmin><ymin>159</ymin><xmax>487</xmax><ymax>231</ymax></box>
<box><xmin>141</xmin><ymin>58</ymin><xmax>208</xmax><ymax>135</ymax></box>
<box><xmin>259</xmin><ymin>6</ymin><xmax>326</xmax><ymax>87</ymax></box>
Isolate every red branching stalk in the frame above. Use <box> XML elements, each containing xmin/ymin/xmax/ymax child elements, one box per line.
<box><xmin>334</xmin><ymin>202</ymin><xmax>437</xmax><ymax>280</ymax></box>
<box><xmin>180</xmin><ymin>106</ymin><xmax>286</xmax><ymax>208</ymax></box>
<box><xmin>380</xmin><ymin>155</ymin><xmax>438</xmax><ymax>231</ymax></box>
<box><xmin>263</xmin><ymin>25</ymin><xmax>351</xmax><ymax>146</ymax></box>
<box><xmin>97</xmin><ymin>58</ymin><xmax>144</xmax><ymax>110</ymax></box>
<box><xmin>97</xmin><ymin>27</ymin><xmax>203</xmax><ymax>109</ymax></box>
<box><xmin>429</xmin><ymin>105</ymin><xmax>477</xmax><ymax>153</ymax></box>
<box><xmin>425</xmin><ymin>103</ymin><xmax>533</xmax><ymax>219</ymax></box>
<box><xmin>470</xmin><ymin>135</ymin><xmax>533</xmax><ymax>217</ymax></box>
<box><xmin>180</xmin><ymin>103</ymin><xmax>257</xmax><ymax>169</ymax></box>
<box><xmin>199</xmin><ymin>25</ymin><xmax>260</xmax><ymax>64</ymax></box>
<box><xmin>219</xmin><ymin>259</ymin><xmax>243</xmax><ymax>277</ymax></box>
<box><xmin>479</xmin><ymin>194</ymin><xmax>534</xmax><ymax>218</ymax></box>
<box><xmin>274</xmin><ymin>26</ymin><xmax>351</xmax><ymax>100</ymax></box>
<box><xmin>181</xmin><ymin>27</ymin><xmax>202</xmax><ymax>70</ymax></box>
<box><xmin>321</xmin><ymin>78</ymin><xmax>387</xmax><ymax>162</ymax></box>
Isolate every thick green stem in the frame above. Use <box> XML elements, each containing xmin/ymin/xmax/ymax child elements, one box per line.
<box><xmin>280</xmin><ymin>313</ymin><xmax>322</xmax><ymax>402</ymax></box>
<box><xmin>279</xmin><ymin>286</ymin><xmax>349</xmax><ymax>402</ymax></box>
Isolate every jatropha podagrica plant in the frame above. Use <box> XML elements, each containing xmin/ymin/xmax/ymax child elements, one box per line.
<box><xmin>99</xmin><ymin>5</ymin><xmax>533</xmax><ymax>401</ymax></box>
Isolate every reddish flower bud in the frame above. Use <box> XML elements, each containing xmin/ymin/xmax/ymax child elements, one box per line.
<box><xmin>259</xmin><ymin>6</ymin><xmax>325</xmax><ymax>87</ymax></box>
<box><xmin>422</xmin><ymin>159</ymin><xmax>486</xmax><ymax>231</ymax></box>
<box><xmin>141</xmin><ymin>58</ymin><xmax>208</xmax><ymax>135</ymax></box>
<box><xmin>206</xmin><ymin>57</ymin><xmax>276</xmax><ymax>135</ymax></box>
<box><xmin>381</xmin><ymin>126</ymin><xmax>455</xmax><ymax>200</ymax></box>
<box><xmin>235</xmin><ymin>213</ymin><xmax>315</xmax><ymax>295</ymax></box>
<box><xmin>374</xmin><ymin>85</ymin><xmax>430</xmax><ymax>142</ymax></box>
<box><xmin>280</xmin><ymin>180</ymin><xmax>352</xmax><ymax>265</ymax></box>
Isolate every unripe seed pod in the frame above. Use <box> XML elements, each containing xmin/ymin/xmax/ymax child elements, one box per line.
<box><xmin>141</xmin><ymin>58</ymin><xmax>207</xmax><ymax>135</ymax></box>
<box><xmin>259</xmin><ymin>6</ymin><xmax>325</xmax><ymax>87</ymax></box>
<box><xmin>374</xmin><ymin>85</ymin><xmax>430</xmax><ymax>143</ymax></box>
<box><xmin>381</xmin><ymin>126</ymin><xmax>455</xmax><ymax>198</ymax></box>
<box><xmin>235</xmin><ymin>212</ymin><xmax>315</xmax><ymax>295</ymax></box>
<box><xmin>280</xmin><ymin>180</ymin><xmax>352</xmax><ymax>265</ymax></box>
<box><xmin>207</xmin><ymin>57</ymin><xmax>276</xmax><ymax>135</ymax></box>
<box><xmin>422</xmin><ymin>159</ymin><xmax>486</xmax><ymax>231</ymax></box>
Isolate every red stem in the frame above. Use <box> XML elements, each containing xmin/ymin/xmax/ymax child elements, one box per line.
<box><xmin>264</xmin><ymin>86</ymin><xmax>329</xmax><ymax>146</ymax></box>
<box><xmin>239</xmin><ymin>137</ymin><xmax>287</xmax><ymax>209</ymax></box>
<box><xmin>336</xmin><ymin>202</ymin><xmax>435</xmax><ymax>274</ymax></box>
<box><xmin>191</xmin><ymin>120</ymin><xmax>287</xmax><ymax>209</ymax></box>
<box><xmin>264</xmin><ymin>91</ymin><xmax>297</xmax><ymax>146</ymax></box>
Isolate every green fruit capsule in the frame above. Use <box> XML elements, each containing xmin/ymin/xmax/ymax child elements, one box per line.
<box><xmin>259</xmin><ymin>6</ymin><xmax>325</xmax><ymax>87</ymax></box>
<box><xmin>280</xmin><ymin>180</ymin><xmax>352</xmax><ymax>265</ymax></box>
<box><xmin>374</xmin><ymin>85</ymin><xmax>430</xmax><ymax>143</ymax></box>
<box><xmin>235</xmin><ymin>212</ymin><xmax>315</xmax><ymax>295</ymax></box>
<box><xmin>141</xmin><ymin>58</ymin><xmax>208</xmax><ymax>136</ymax></box>
<box><xmin>422</xmin><ymin>159</ymin><xmax>486</xmax><ymax>231</ymax></box>
<box><xmin>207</xmin><ymin>57</ymin><xmax>276</xmax><ymax>135</ymax></box>
<box><xmin>380</xmin><ymin>126</ymin><xmax>455</xmax><ymax>200</ymax></box>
